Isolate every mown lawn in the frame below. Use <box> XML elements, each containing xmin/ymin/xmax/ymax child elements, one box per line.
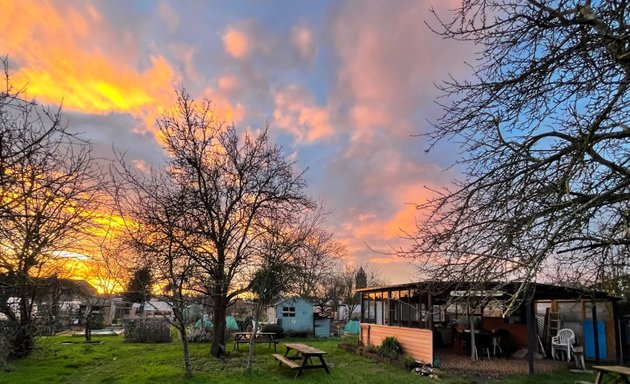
<box><xmin>1</xmin><ymin>335</ymin><xmax>596</xmax><ymax>384</ymax></box>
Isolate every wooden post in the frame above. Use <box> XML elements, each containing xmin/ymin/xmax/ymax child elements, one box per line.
<box><xmin>526</xmin><ymin>300</ymin><xmax>535</xmax><ymax>375</ymax></box>
<box><xmin>592</xmin><ymin>302</ymin><xmax>600</xmax><ymax>364</ymax></box>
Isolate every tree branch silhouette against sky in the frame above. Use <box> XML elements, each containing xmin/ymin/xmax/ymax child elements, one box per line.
<box><xmin>0</xmin><ymin>0</ymin><xmax>475</xmax><ymax>283</ymax></box>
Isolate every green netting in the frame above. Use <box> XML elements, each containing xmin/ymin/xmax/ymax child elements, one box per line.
<box><xmin>195</xmin><ymin>316</ymin><xmax>213</xmax><ymax>330</ymax></box>
<box><xmin>343</xmin><ymin>320</ymin><xmax>360</xmax><ymax>334</ymax></box>
<box><xmin>183</xmin><ymin>304</ymin><xmax>204</xmax><ymax>323</ymax></box>
<box><xmin>226</xmin><ymin>316</ymin><xmax>239</xmax><ymax>332</ymax></box>
<box><xmin>193</xmin><ymin>315</ymin><xmax>239</xmax><ymax>331</ymax></box>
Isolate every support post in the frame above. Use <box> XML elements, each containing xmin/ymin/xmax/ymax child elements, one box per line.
<box><xmin>592</xmin><ymin>302</ymin><xmax>600</xmax><ymax>364</ymax></box>
<box><xmin>526</xmin><ymin>300</ymin><xmax>535</xmax><ymax>375</ymax></box>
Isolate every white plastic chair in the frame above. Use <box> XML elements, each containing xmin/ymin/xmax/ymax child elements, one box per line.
<box><xmin>551</xmin><ymin>328</ymin><xmax>575</xmax><ymax>361</ymax></box>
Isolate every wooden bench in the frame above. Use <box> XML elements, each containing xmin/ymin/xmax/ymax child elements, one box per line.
<box><xmin>272</xmin><ymin>353</ymin><xmax>300</xmax><ymax>369</ymax></box>
<box><xmin>233</xmin><ymin>332</ymin><xmax>278</xmax><ymax>351</ymax></box>
<box><xmin>234</xmin><ymin>338</ymin><xmax>278</xmax><ymax>350</ymax></box>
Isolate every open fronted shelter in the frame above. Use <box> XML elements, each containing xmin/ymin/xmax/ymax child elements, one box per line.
<box><xmin>356</xmin><ymin>282</ymin><xmax>620</xmax><ymax>365</ymax></box>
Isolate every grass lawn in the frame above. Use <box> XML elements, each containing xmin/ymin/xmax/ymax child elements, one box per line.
<box><xmin>1</xmin><ymin>335</ymin><xmax>597</xmax><ymax>384</ymax></box>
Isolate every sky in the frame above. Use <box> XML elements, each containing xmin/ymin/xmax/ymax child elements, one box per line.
<box><xmin>0</xmin><ymin>0</ymin><xmax>475</xmax><ymax>284</ymax></box>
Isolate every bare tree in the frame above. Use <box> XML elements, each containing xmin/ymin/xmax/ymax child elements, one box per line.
<box><xmin>293</xmin><ymin>227</ymin><xmax>346</xmax><ymax>304</ymax></box>
<box><xmin>405</xmin><ymin>1</ymin><xmax>630</xmax><ymax>312</ymax></box>
<box><xmin>244</xmin><ymin>216</ymin><xmax>308</xmax><ymax>370</ymax></box>
<box><xmin>134</xmin><ymin>88</ymin><xmax>314</xmax><ymax>359</ymax></box>
<box><xmin>113</xmin><ymin>160</ymin><xmax>200</xmax><ymax>378</ymax></box>
<box><xmin>0</xmin><ymin>58</ymin><xmax>104</xmax><ymax>358</ymax></box>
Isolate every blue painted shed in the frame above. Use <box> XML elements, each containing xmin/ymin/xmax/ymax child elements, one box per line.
<box><xmin>268</xmin><ymin>298</ymin><xmax>313</xmax><ymax>336</ymax></box>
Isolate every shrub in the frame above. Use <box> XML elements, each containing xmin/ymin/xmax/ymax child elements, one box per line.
<box><xmin>124</xmin><ymin>318</ymin><xmax>171</xmax><ymax>343</ymax></box>
<box><xmin>0</xmin><ymin>333</ymin><xmax>9</xmax><ymax>370</ymax></box>
<box><xmin>186</xmin><ymin>327</ymin><xmax>213</xmax><ymax>343</ymax></box>
<box><xmin>237</xmin><ymin>317</ymin><xmax>253</xmax><ymax>332</ymax></box>
<box><xmin>377</xmin><ymin>336</ymin><xmax>402</xmax><ymax>360</ymax></box>
<box><xmin>86</xmin><ymin>312</ymin><xmax>104</xmax><ymax>331</ymax></box>
<box><xmin>261</xmin><ymin>324</ymin><xmax>284</xmax><ymax>338</ymax></box>
<box><xmin>401</xmin><ymin>354</ymin><xmax>417</xmax><ymax>369</ymax></box>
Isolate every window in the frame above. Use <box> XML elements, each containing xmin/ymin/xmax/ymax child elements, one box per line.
<box><xmin>282</xmin><ymin>306</ymin><xmax>296</xmax><ymax>317</ymax></box>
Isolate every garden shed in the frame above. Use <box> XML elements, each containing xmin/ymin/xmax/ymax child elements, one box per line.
<box><xmin>267</xmin><ymin>297</ymin><xmax>313</xmax><ymax>336</ymax></box>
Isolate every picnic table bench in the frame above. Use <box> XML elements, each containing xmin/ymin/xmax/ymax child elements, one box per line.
<box><xmin>575</xmin><ymin>366</ymin><xmax>630</xmax><ymax>384</ymax></box>
<box><xmin>233</xmin><ymin>331</ymin><xmax>278</xmax><ymax>351</ymax></box>
<box><xmin>272</xmin><ymin>343</ymin><xmax>330</xmax><ymax>378</ymax></box>
<box><xmin>592</xmin><ymin>365</ymin><xmax>630</xmax><ymax>384</ymax></box>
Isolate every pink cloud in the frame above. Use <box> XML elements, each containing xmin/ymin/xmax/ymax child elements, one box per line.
<box><xmin>217</xmin><ymin>74</ymin><xmax>241</xmax><ymax>95</ymax></box>
<box><xmin>330</xmin><ymin>0</ymin><xmax>473</xmax><ymax>142</ymax></box>
<box><xmin>222</xmin><ymin>26</ymin><xmax>250</xmax><ymax>59</ymax></box>
<box><xmin>292</xmin><ymin>25</ymin><xmax>316</xmax><ymax>64</ymax></box>
<box><xmin>273</xmin><ymin>85</ymin><xmax>333</xmax><ymax>143</ymax></box>
<box><xmin>157</xmin><ymin>1</ymin><xmax>180</xmax><ymax>33</ymax></box>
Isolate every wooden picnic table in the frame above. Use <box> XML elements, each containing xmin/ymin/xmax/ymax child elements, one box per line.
<box><xmin>272</xmin><ymin>343</ymin><xmax>330</xmax><ymax>378</ymax></box>
<box><xmin>592</xmin><ymin>365</ymin><xmax>630</xmax><ymax>384</ymax></box>
<box><xmin>233</xmin><ymin>331</ymin><xmax>278</xmax><ymax>351</ymax></box>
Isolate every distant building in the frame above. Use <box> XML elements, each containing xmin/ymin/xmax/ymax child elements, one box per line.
<box><xmin>355</xmin><ymin>266</ymin><xmax>367</xmax><ymax>290</ymax></box>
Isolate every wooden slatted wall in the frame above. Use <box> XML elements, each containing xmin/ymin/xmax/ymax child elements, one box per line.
<box><xmin>360</xmin><ymin>324</ymin><xmax>433</xmax><ymax>364</ymax></box>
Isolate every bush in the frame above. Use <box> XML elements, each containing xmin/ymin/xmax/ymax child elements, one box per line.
<box><xmin>86</xmin><ymin>312</ymin><xmax>104</xmax><ymax>331</ymax></box>
<box><xmin>124</xmin><ymin>318</ymin><xmax>171</xmax><ymax>343</ymax></box>
<box><xmin>0</xmin><ymin>332</ymin><xmax>9</xmax><ymax>370</ymax></box>
<box><xmin>261</xmin><ymin>324</ymin><xmax>284</xmax><ymax>338</ymax></box>
<box><xmin>186</xmin><ymin>327</ymin><xmax>213</xmax><ymax>343</ymax></box>
<box><xmin>237</xmin><ymin>317</ymin><xmax>253</xmax><ymax>332</ymax></box>
<box><xmin>377</xmin><ymin>336</ymin><xmax>402</xmax><ymax>360</ymax></box>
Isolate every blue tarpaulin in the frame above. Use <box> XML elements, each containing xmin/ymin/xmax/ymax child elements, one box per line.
<box><xmin>226</xmin><ymin>316</ymin><xmax>239</xmax><ymax>332</ymax></box>
<box><xmin>343</xmin><ymin>320</ymin><xmax>360</xmax><ymax>334</ymax></box>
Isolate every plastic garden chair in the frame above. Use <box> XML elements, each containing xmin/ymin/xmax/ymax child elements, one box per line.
<box><xmin>551</xmin><ymin>328</ymin><xmax>575</xmax><ymax>361</ymax></box>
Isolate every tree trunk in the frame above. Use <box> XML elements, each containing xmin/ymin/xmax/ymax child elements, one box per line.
<box><xmin>11</xmin><ymin>296</ymin><xmax>35</xmax><ymax>358</ymax></box>
<box><xmin>179</xmin><ymin>323</ymin><xmax>193</xmax><ymax>378</ymax></box>
<box><xmin>11</xmin><ymin>322</ymin><xmax>34</xmax><ymax>359</ymax></box>
<box><xmin>246</xmin><ymin>301</ymin><xmax>264</xmax><ymax>369</ymax></box>
<box><xmin>85</xmin><ymin>313</ymin><xmax>92</xmax><ymax>343</ymax></box>
<box><xmin>210</xmin><ymin>295</ymin><xmax>227</xmax><ymax>357</ymax></box>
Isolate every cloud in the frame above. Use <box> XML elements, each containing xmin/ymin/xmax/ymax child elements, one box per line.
<box><xmin>157</xmin><ymin>1</ymin><xmax>181</xmax><ymax>33</ymax></box>
<box><xmin>301</xmin><ymin>0</ymin><xmax>475</xmax><ymax>281</ymax></box>
<box><xmin>217</xmin><ymin>74</ymin><xmax>241</xmax><ymax>95</ymax></box>
<box><xmin>0</xmin><ymin>0</ymin><xmax>178</xmax><ymax>134</ymax></box>
<box><xmin>222</xmin><ymin>26</ymin><xmax>250</xmax><ymax>59</ymax></box>
<box><xmin>273</xmin><ymin>85</ymin><xmax>334</xmax><ymax>144</ymax></box>
<box><xmin>292</xmin><ymin>25</ymin><xmax>316</xmax><ymax>64</ymax></box>
<box><xmin>200</xmin><ymin>86</ymin><xmax>246</xmax><ymax>126</ymax></box>
<box><xmin>330</xmin><ymin>0</ymin><xmax>472</xmax><ymax>141</ymax></box>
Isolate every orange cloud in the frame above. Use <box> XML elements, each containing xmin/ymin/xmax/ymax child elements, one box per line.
<box><xmin>201</xmin><ymin>86</ymin><xmax>246</xmax><ymax>125</ymax></box>
<box><xmin>273</xmin><ymin>85</ymin><xmax>333</xmax><ymax>143</ymax></box>
<box><xmin>370</xmin><ymin>257</ymin><xmax>405</xmax><ymax>265</ymax></box>
<box><xmin>0</xmin><ymin>0</ymin><xmax>177</xmax><ymax>130</ymax></box>
<box><xmin>223</xmin><ymin>26</ymin><xmax>250</xmax><ymax>59</ymax></box>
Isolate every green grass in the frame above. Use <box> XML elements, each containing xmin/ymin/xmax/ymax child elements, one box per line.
<box><xmin>1</xmin><ymin>335</ymin><xmax>596</xmax><ymax>384</ymax></box>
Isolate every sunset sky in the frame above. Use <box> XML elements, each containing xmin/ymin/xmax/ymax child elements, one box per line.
<box><xmin>0</xmin><ymin>0</ymin><xmax>475</xmax><ymax>284</ymax></box>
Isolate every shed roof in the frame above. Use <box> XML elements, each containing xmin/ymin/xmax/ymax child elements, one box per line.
<box><xmin>355</xmin><ymin>281</ymin><xmax>620</xmax><ymax>301</ymax></box>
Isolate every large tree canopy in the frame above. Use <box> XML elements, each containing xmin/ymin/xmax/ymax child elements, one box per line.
<box><xmin>408</xmin><ymin>0</ymin><xmax>630</xmax><ymax>310</ymax></box>
<box><xmin>123</xmin><ymin>89</ymin><xmax>315</xmax><ymax>358</ymax></box>
<box><xmin>0</xmin><ymin>58</ymin><xmax>103</xmax><ymax>358</ymax></box>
